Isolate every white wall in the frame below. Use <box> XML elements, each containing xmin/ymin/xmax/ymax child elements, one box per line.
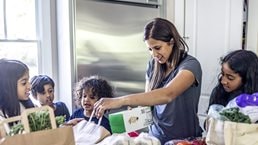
<box><xmin>55</xmin><ymin>0</ymin><xmax>75</xmax><ymax>113</ymax></box>
<box><xmin>36</xmin><ymin>0</ymin><xmax>59</xmax><ymax>104</ymax></box>
<box><xmin>37</xmin><ymin>0</ymin><xmax>58</xmax><ymax>78</ymax></box>
<box><xmin>246</xmin><ymin>0</ymin><xmax>258</xmax><ymax>53</ymax></box>
<box><xmin>164</xmin><ymin>0</ymin><xmax>174</xmax><ymax>23</ymax></box>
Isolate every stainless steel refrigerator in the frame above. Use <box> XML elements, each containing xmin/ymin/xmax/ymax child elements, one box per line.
<box><xmin>74</xmin><ymin>0</ymin><xmax>164</xmax><ymax>97</ymax></box>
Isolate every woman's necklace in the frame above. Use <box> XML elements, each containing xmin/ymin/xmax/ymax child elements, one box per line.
<box><xmin>165</xmin><ymin>64</ymin><xmax>173</xmax><ymax>77</ymax></box>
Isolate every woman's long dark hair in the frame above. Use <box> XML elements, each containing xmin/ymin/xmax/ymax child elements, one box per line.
<box><xmin>208</xmin><ymin>49</ymin><xmax>258</xmax><ymax>107</ymax></box>
<box><xmin>0</xmin><ymin>59</ymin><xmax>29</xmax><ymax>118</ymax></box>
<box><xmin>144</xmin><ymin>18</ymin><xmax>188</xmax><ymax>90</ymax></box>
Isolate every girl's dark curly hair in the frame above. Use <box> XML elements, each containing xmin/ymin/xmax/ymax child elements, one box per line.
<box><xmin>74</xmin><ymin>76</ymin><xmax>114</xmax><ymax>102</ymax></box>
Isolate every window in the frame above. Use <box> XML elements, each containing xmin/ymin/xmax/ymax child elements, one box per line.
<box><xmin>0</xmin><ymin>0</ymin><xmax>38</xmax><ymax>76</ymax></box>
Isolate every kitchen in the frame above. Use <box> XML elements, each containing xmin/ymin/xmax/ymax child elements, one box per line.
<box><xmin>1</xmin><ymin>0</ymin><xmax>258</xmax><ymax>144</ymax></box>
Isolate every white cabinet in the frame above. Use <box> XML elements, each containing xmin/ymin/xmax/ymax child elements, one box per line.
<box><xmin>173</xmin><ymin>0</ymin><xmax>244</xmax><ymax>124</ymax></box>
<box><xmin>184</xmin><ymin>0</ymin><xmax>243</xmax><ymax>95</ymax></box>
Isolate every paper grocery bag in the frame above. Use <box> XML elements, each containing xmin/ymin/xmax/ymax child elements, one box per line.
<box><xmin>0</xmin><ymin>126</ymin><xmax>75</xmax><ymax>145</ymax></box>
<box><xmin>0</xmin><ymin>106</ymin><xmax>75</xmax><ymax>145</ymax></box>
<box><xmin>224</xmin><ymin>121</ymin><xmax>258</xmax><ymax>145</ymax></box>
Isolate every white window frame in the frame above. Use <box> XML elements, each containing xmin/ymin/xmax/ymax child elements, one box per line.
<box><xmin>36</xmin><ymin>0</ymin><xmax>58</xmax><ymax>83</ymax></box>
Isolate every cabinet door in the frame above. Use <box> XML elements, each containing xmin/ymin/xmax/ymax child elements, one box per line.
<box><xmin>184</xmin><ymin>0</ymin><xmax>243</xmax><ymax>95</ymax></box>
<box><xmin>174</xmin><ymin>0</ymin><xmax>244</xmax><ymax>122</ymax></box>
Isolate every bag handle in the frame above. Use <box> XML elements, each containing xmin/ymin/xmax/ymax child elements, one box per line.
<box><xmin>88</xmin><ymin>109</ymin><xmax>102</xmax><ymax>126</ymax></box>
<box><xmin>0</xmin><ymin>115</ymin><xmax>22</xmax><ymax>138</ymax></box>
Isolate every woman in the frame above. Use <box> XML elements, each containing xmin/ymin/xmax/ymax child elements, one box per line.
<box><xmin>94</xmin><ymin>18</ymin><xmax>203</xmax><ymax>144</ymax></box>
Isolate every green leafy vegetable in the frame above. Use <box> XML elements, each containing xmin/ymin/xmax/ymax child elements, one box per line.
<box><xmin>8</xmin><ymin>111</ymin><xmax>66</xmax><ymax>136</ymax></box>
<box><xmin>28</xmin><ymin>110</ymin><xmax>51</xmax><ymax>132</ymax></box>
<box><xmin>8</xmin><ymin>123</ymin><xmax>24</xmax><ymax>136</ymax></box>
<box><xmin>219</xmin><ymin>107</ymin><xmax>251</xmax><ymax>123</ymax></box>
<box><xmin>55</xmin><ymin>115</ymin><xmax>65</xmax><ymax>127</ymax></box>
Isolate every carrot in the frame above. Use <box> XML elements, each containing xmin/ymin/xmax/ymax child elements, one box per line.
<box><xmin>176</xmin><ymin>141</ymin><xmax>191</xmax><ymax>145</ymax></box>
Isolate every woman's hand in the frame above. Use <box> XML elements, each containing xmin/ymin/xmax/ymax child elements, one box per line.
<box><xmin>94</xmin><ymin>97</ymin><xmax>124</xmax><ymax>118</ymax></box>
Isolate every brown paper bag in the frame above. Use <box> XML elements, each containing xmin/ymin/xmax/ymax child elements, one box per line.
<box><xmin>0</xmin><ymin>126</ymin><xmax>74</xmax><ymax>145</ymax></box>
<box><xmin>0</xmin><ymin>106</ymin><xmax>75</xmax><ymax>145</ymax></box>
<box><xmin>224</xmin><ymin>121</ymin><xmax>258</xmax><ymax>145</ymax></box>
<box><xmin>73</xmin><ymin>110</ymin><xmax>111</xmax><ymax>145</ymax></box>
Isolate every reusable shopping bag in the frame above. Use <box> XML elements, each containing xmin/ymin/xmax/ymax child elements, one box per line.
<box><xmin>205</xmin><ymin>117</ymin><xmax>225</xmax><ymax>145</ymax></box>
<box><xmin>224</xmin><ymin>121</ymin><xmax>258</xmax><ymax>145</ymax></box>
<box><xmin>73</xmin><ymin>110</ymin><xmax>111</xmax><ymax>145</ymax></box>
<box><xmin>0</xmin><ymin>106</ymin><xmax>75</xmax><ymax>145</ymax></box>
<box><xmin>205</xmin><ymin>117</ymin><xmax>258</xmax><ymax>145</ymax></box>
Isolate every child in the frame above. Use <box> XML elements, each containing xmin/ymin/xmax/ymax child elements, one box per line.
<box><xmin>30</xmin><ymin>75</ymin><xmax>70</xmax><ymax>121</ymax></box>
<box><xmin>0</xmin><ymin>58</ymin><xmax>35</xmax><ymax>120</ymax></box>
<box><xmin>208</xmin><ymin>49</ymin><xmax>258</xmax><ymax>109</ymax></box>
<box><xmin>68</xmin><ymin>75</ymin><xmax>114</xmax><ymax>133</ymax></box>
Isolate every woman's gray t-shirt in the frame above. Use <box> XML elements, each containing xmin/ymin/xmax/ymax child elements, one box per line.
<box><xmin>146</xmin><ymin>55</ymin><xmax>203</xmax><ymax>144</ymax></box>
